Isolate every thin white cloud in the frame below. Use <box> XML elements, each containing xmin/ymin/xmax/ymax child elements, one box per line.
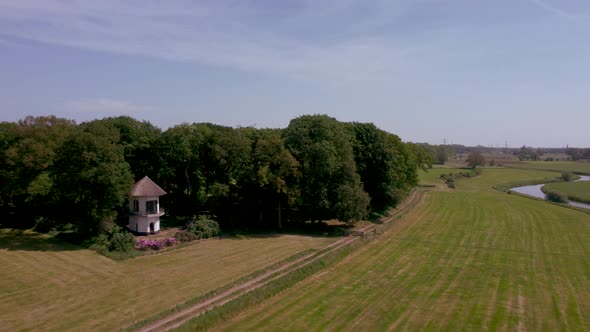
<box><xmin>527</xmin><ymin>0</ymin><xmax>575</xmax><ymax>19</ymax></box>
<box><xmin>0</xmin><ymin>0</ymin><xmax>423</xmax><ymax>82</ymax></box>
<box><xmin>63</xmin><ymin>98</ymin><xmax>152</xmax><ymax>114</ymax></box>
<box><xmin>0</xmin><ymin>0</ymin><xmax>559</xmax><ymax>85</ymax></box>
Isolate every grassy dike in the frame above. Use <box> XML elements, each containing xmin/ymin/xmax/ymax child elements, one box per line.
<box><xmin>211</xmin><ymin>168</ymin><xmax>590</xmax><ymax>331</ymax></box>
<box><xmin>172</xmin><ymin>242</ymin><xmax>361</xmax><ymax>332</ymax></box>
<box><xmin>165</xmin><ymin>192</ymin><xmax>421</xmax><ymax>331</ymax></box>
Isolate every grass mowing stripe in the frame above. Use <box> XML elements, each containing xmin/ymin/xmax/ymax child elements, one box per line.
<box><xmin>213</xmin><ymin>168</ymin><xmax>590</xmax><ymax>331</ymax></box>
<box><xmin>171</xmin><ymin>193</ymin><xmax>427</xmax><ymax>331</ymax></box>
<box><xmin>172</xmin><ymin>243</ymin><xmax>360</xmax><ymax>332</ymax></box>
<box><xmin>0</xmin><ymin>230</ymin><xmax>334</xmax><ymax>332</ymax></box>
<box><xmin>123</xmin><ymin>248</ymin><xmax>319</xmax><ymax>331</ymax></box>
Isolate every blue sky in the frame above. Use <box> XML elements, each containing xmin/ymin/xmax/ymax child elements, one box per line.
<box><xmin>1</xmin><ymin>0</ymin><xmax>589</xmax><ymax>147</ymax></box>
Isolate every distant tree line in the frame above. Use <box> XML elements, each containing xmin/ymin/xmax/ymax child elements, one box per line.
<box><xmin>565</xmin><ymin>148</ymin><xmax>590</xmax><ymax>161</ymax></box>
<box><xmin>515</xmin><ymin>146</ymin><xmax>541</xmax><ymax>161</ymax></box>
<box><xmin>417</xmin><ymin>143</ymin><xmax>590</xmax><ymax>163</ymax></box>
<box><xmin>516</xmin><ymin>146</ymin><xmax>590</xmax><ymax>161</ymax></box>
<box><xmin>0</xmin><ymin>114</ymin><xmax>432</xmax><ymax>236</ymax></box>
<box><xmin>412</xmin><ymin>143</ymin><xmax>452</xmax><ymax>165</ymax></box>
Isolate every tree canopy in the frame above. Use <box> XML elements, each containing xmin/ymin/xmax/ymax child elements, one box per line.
<box><xmin>466</xmin><ymin>151</ymin><xmax>486</xmax><ymax>169</ymax></box>
<box><xmin>1</xmin><ymin>114</ymin><xmax>430</xmax><ymax>235</ymax></box>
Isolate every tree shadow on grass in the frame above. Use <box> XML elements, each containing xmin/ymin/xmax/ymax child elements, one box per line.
<box><xmin>0</xmin><ymin>229</ymin><xmax>83</xmax><ymax>252</ymax></box>
<box><xmin>220</xmin><ymin>221</ymin><xmax>354</xmax><ymax>240</ymax></box>
<box><xmin>367</xmin><ymin>211</ymin><xmax>388</xmax><ymax>224</ymax></box>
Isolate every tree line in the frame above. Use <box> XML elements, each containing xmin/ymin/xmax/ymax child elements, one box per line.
<box><xmin>0</xmin><ymin>114</ymin><xmax>431</xmax><ymax>236</ymax></box>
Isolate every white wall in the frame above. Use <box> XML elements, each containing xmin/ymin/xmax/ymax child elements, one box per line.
<box><xmin>129</xmin><ymin>196</ymin><xmax>160</xmax><ymax>215</ymax></box>
<box><xmin>129</xmin><ymin>215</ymin><xmax>160</xmax><ymax>234</ymax></box>
<box><xmin>129</xmin><ymin>195</ymin><xmax>162</xmax><ymax>234</ymax></box>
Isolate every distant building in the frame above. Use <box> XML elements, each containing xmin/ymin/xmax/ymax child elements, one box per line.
<box><xmin>128</xmin><ymin>176</ymin><xmax>166</xmax><ymax>235</ymax></box>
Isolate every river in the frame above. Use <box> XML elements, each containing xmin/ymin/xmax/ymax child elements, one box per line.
<box><xmin>510</xmin><ymin>175</ymin><xmax>590</xmax><ymax>210</ymax></box>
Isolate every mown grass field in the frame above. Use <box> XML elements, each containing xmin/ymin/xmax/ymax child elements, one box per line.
<box><xmin>543</xmin><ymin>181</ymin><xmax>590</xmax><ymax>204</ymax></box>
<box><xmin>0</xmin><ymin>230</ymin><xmax>334</xmax><ymax>331</ymax></box>
<box><xmin>417</xmin><ymin>167</ymin><xmax>451</xmax><ymax>186</ymax></box>
<box><xmin>512</xmin><ymin>161</ymin><xmax>590</xmax><ymax>175</ymax></box>
<box><xmin>211</xmin><ymin>168</ymin><xmax>590</xmax><ymax>331</ymax></box>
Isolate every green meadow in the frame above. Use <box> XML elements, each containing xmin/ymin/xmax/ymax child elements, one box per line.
<box><xmin>513</xmin><ymin>161</ymin><xmax>590</xmax><ymax>175</ymax></box>
<box><xmin>208</xmin><ymin>168</ymin><xmax>590</xmax><ymax>331</ymax></box>
<box><xmin>0</xmin><ymin>231</ymin><xmax>334</xmax><ymax>331</ymax></box>
<box><xmin>3</xmin><ymin>164</ymin><xmax>590</xmax><ymax>331</ymax></box>
<box><xmin>543</xmin><ymin>181</ymin><xmax>590</xmax><ymax>204</ymax></box>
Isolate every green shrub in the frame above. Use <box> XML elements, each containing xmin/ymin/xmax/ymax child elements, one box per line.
<box><xmin>439</xmin><ymin>169</ymin><xmax>482</xmax><ymax>189</ymax></box>
<box><xmin>561</xmin><ymin>171</ymin><xmax>575</xmax><ymax>182</ymax></box>
<box><xmin>545</xmin><ymin>190</ymin><xmax>569</xmax><ymax>203</ymax></box>
<box><xmin>90</xmin><ymin>226</ymin><xmax>135</xmax><ymax>256</ymax></box>
<box><xmin>98</xmin><ymin>216</ymin><xmax>118</xmax><ymax>235</ymax></box>
<box><xmin>95</xmin><ymin>233</ymin><xmax>111</xmax><ymax>248</ymax></box>
<box><xmin>174</xmin><ymin>230</ymin><xmax>199</xmax><ymax>242</ymax></box>
<box><xmin>88</xmin><ymin>243</ymin><xmax>109</xmax><ymax>256</ymax></box>
<box><xmin>109</xmin><ymin>232</ymin><xmax>135</xmax><ymax>252</ymax></box>
<box><xmin>186</xmin><ymin>215</ymin><xmax>221</xmax><ymax>239</ymax></box>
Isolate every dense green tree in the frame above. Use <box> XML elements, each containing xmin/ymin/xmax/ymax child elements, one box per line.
<box><xmin>434</xmin><ymin>145</ymin><xmax>452</xmax><ymax>165</ymax></box>
<box><xmin>349</xmin><ymin>123</ymin><xmax>401</xmax><ymax>211</ymax></box>
<box><xmin>0</xmin><ymin>122</ymin><xmax>18</xmax><ymax>208</ymax></box>
<box><xmin>51</xmin><ymin>122</ymin><xmax>133</xmax><ymax>235</ymax></box>
<box><xmin>0</xmin><ymin>116</ymin><xmax>75</xmax><ymax>227</ymax></box>
<box><xmin>91</xmin><ymin>116</ymin><xmax>161</xmax><ymax>180</ymax></box>
<box><xmin>157</xmin><ymin>123</ymin><xmax>208</xmax><ymax>216</ymax></box>
<box><xmin>157</xmin><ymin>123</ymin><xmax>253</xmax><ymax>226</ymax></box>
<box><xmin>203</xmin><ymin>125</ymin><xmax>252</xmax><ymax>227</ymax></box>
<box><xmin>384</xmin><ymin>134</ymin><xmax>421</xmax><ymax>203</ymax></box>
<box><xmin>516</xmin><ymin>146</ymin><xmax>539</xmax><ymax>161</ymax></box>
<box><xmin>466</xmin><ymin>151</ymin><xmax>486</xmax><ymax>168</ymax></box>
<box><xmin>284</xmin><ymin>115</ymin><xmax>368</xmax><ymax>223</ymax></box>
<box><xmin>334</xmin><ymin>176</ymin><xmax>370</xmax><ymax>222</ymax></box>
<box><xmin>2</xmin><ymin>114</ymin><xmax>427</xmax><ymax>234</ymax></box>
<box><xmin>407</xmin><ymin>143</ymin><xmax>433</xmax><ymax>171</ymax></box>
<box><xmin>250</xmin><ymin>129</ymin><xmax>300</xmax><ymax>228</ymax></box>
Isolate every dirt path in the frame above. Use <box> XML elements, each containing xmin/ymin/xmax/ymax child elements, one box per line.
<box><xmin>133</xmin><ymin>190</ymin><xmax>425</xmax><ymax>332</ymax></box>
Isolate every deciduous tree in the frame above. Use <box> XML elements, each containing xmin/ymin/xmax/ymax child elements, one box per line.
<box><xmin>284</xmin><ymin>115</ymin><xmax>368</xmax><ymax>223</ymax></box>
<box><xmin>51</xmin><ymin>122</ymin><xmax>133</xmax><ymax>235</ymax></box>
<box><xmin>466</xmin><ymin>151</ymin><xmax>486</xmax><ymax>168</ymax></box>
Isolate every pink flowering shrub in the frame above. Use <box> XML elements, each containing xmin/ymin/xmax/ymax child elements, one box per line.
<box><xmin>136</xmin><ymin>237</ymin><xmax>177</xmax><ymax>250</ymax></box>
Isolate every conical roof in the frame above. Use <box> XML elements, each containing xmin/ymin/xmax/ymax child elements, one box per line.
<box><xmin>130</xmin><ymin>176</ymin><xmax>166</xmax><ymax>197</ymax></box>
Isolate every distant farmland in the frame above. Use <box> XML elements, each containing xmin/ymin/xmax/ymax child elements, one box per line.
<box><xmin>207</xmin><ymin>168</ymin><xmax>590</xmax><ymax>331</ymax></box>
<box><xmin>511</xmin><ymin>161</ymin><xmax>590</xmax><ymax>175</ymax></box>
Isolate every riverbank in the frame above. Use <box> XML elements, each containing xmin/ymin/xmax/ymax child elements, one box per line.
<box><xmin>510</xmin><ymin>175</ymin><xmax>590</xmax><ymax>210</ymax></box>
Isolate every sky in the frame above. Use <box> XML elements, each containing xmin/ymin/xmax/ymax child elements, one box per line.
<box><xmin>1</xmin><ymin>0</ymin><xmax>589</xmax><ymax>148</ymax></box>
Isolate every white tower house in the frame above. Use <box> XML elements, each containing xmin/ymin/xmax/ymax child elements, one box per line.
<box><xmin>128</xmin><ymin>176</ymin><xmax>166</xmax><ymax>235</ymax></box>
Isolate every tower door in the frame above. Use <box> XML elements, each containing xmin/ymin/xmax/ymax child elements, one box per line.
<box><xmin>149</xmin><ymin>222</ymin><xmax>155</xmax><ymax>234</ymax></box>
